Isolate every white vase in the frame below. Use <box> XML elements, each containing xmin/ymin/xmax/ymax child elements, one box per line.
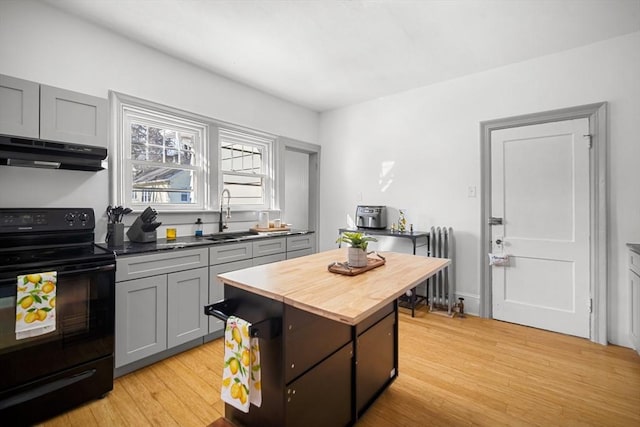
<box><xmin>348</xmin><ymin>247</ymin><xmax>368</xmax><ymax>267</ymax></box>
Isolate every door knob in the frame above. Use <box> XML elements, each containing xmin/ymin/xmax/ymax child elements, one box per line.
<box><xmin>495</xmin><ymin>238</ymin><xmax>503</xmax><ymax>245</ymax></box>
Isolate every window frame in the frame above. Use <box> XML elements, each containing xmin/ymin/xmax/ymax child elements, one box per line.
<box><xmin>111</xmin><ymin>92</ymin><xmax>210</xmax><ymax>212</ymax></box>
<box><xmin>217</xmin><ymin>126</ymin><xmax>274</xmax><ymax>211</ymax></box>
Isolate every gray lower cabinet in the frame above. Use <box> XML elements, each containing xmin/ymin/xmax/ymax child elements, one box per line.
<box><xmin>115</xmin><ymin>248</ymin><xmax>209</xmax><ymax>369</ymax></box>
<box><xmin>114</xmin><ymin>234</ymin><xmax>316</xmax><ymax>372</ymax></box>
<box><xmin>630</xmin><ymin>247</ymin><xmax>640</xmax><ymax>354</ymax></box>
<box><xmin>0</xmin><ymin>74</ymin><xmax>107</xmax><ymax>147</ymax></box>
<box><xmin>115</xmin><ymin>274</ymin><xmax>168</xmax><ymax>367</ymax></box>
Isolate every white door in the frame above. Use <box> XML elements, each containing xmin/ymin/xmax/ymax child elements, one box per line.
<box><xmin>490</xmin><ymin>118</ymin><xmax>590</xmax><ymax>338</ymax></box>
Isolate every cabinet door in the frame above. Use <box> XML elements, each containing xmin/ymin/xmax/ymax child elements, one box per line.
<box><xmin>115</xmin><ymin>275</ymin><xmax>168</xmax><ymax>367</ymax></box>
<box><xmin>356</xmin><ymin>312</ymin><xmax>396</xmax><ymax>413</ymax></box>
<box><xmin>0</xmin><ymin>74</ymin><xmax>39</xmax><ymax>138</ymax></box>
<box><xmin>167</xmin><ymin>267</ymin><xmax>209</xmax><ymax>348</ymax></box>
<box><xmin>631</xmin><ymin>268</ymin><xmax>640</xmax><ymax>353</ymax></box>
<box><xmin>208</xmin><ymin>260</ymin><xmax>253</xmax><ymax>333</ymax></box>
<box><xmin>285</xmin><ymin>342</ymin><xmax>353</xmax><ymax>427</ymax></box>
<box><xmin>39</xmin><ymin>85</ymin><xmax>107</xmax><ymax>147</ymax></box>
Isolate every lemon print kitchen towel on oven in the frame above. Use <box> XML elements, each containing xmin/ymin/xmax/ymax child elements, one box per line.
<box><xmin>221</xmin><ymin>316</ymin><xmax>262</xmax><ymax>413</ymax></box>
<box><xmin>15</xmin><ymin>272</ymin><xmax>57</xmax><ymax>340</ymax></box>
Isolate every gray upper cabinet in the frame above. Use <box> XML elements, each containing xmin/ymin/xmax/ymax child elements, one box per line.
<box><xmin>39</xmin><ymin>85</ymin><xmax>108</xmax><ymax>147</ymax></box>
<box><xmin>0</xmin><ymin>75</ymin><xmax>39</xmax><ymax>138</ymax></box>
<box><xmin>0</xmin><ymin>74</ymin><xmax>107</xmax><ymax>147</ymax></box>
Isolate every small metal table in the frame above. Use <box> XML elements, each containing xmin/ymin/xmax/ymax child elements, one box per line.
<box><xmin>338</xmin><ymin>228</ymin><xmax>430</xmax><ymax>316</ymax></box>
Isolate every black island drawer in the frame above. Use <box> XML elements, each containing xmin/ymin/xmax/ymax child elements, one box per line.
<box><xmin>284</xmin><ymin>305</ymin><xmax>352</xmax><ymax>384</ymax></box>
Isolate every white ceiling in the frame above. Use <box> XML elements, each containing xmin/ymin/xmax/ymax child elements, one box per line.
<box><xmin>42</xmin><ymin>0</ymin><xmax>640</xmax><ymax>112</ymax></box>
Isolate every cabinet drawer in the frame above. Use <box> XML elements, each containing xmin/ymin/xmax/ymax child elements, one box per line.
<box><xmin>116</xmin><ymin>248</ymin><xmax>208</xmax><ymax>282</ymax></box>
<box><xmin>209</xmin><ymin>242</ymin><xmax>253</xmax><ymax>265</ymax></box>
<box><xmin>253</xmin><ymin>237</ymin><xmax>286</xmax><ymax>257</ymax></box>
<box><xmin>287</xmin><ymin>234</ymin><xmax>315</xmax><ymax>252</ymax></box>
<box><xmin>286</xmin><ymin>248</ymin><xmax>314</xmax><ymax>260</ymax></box>
<box><xmin>284</xmin><ymin>305</ymin><xmax>352</xmax><ymax>384</ymax></box>
<box><xmin>630</xmin><ymin>249</ymin><xmax>640</xmax><ymax>276</ymax></box>
<box><xmin>252</xmin><ymin>253</ymin><xmax>286</xmax><ymax>266</ymax></box>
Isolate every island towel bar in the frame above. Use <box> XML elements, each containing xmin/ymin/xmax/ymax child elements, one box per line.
<box><xmin>204</xmin><ymin>300</ymin><xmax>280</xmax><ymax>339</ymax></box>
<box><xmin>429</xmin><ymin>226</ymin><xmax>456</xmax><ymax>315</ymax></box>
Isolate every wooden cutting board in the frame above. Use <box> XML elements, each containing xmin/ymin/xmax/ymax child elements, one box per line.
<box><xmin>250</xmin><ymin>226</ymin><xmax>291</xmax><ymax>232</ymax></box>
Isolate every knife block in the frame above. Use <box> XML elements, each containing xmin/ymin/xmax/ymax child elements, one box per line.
<box><xmin>126</xmin><ymin>216</ymin><xmax>157</xmax><ymax>243</ymax></box>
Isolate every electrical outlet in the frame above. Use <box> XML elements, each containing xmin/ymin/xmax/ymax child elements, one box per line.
<box><xmin>468</xmin><ymin>186</ymin><xmax>477</xmax><ymax>198</ymax></box>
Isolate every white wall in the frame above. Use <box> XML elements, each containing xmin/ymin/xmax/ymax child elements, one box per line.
<box><xmin>319</xmin><ymin>32</ymin><xmax>640</xmax><ymax>347</ymax></box>
<box><xmin>0</xmin><ymin>0</ymin><xmax>319</xmax><ymax>239</ymax></box>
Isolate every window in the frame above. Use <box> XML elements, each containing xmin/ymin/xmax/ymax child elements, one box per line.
<box><xmin>113</xmin><ymin>93</ymin><xmax>209</xmax><ymax>211</ymax></box>
<box><xmin>112</xmin><ymin>92</ymin><xmax>276</xmax><ymax>213</ymax></box>
<box><xmin>219</xmin><ymin>128</ymin><xmax>273</xmax><ymax>208</ymax></box>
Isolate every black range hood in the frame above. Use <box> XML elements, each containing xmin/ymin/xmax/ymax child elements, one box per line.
<box><xmin>0</xmin><ymin>135</ymin><xmax>107</xmax><ymax>171</ymax></box>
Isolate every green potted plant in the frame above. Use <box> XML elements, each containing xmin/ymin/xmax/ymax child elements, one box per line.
<box><xmin>336</xmin><ymin>231</ymin><xmax>377</xmax><ymax>267</ymax></box>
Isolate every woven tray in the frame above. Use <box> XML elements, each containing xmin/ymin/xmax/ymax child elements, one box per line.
<box><xmin>327</xmin><ymin>257</ymin><xmax>386</xmax><ymax>276</ymax></box>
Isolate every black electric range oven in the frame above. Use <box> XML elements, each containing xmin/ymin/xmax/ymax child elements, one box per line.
<box><xmin>0</xmin><ymin>208</ymin><xmax>116</xmax><ymax>426</ymax></box>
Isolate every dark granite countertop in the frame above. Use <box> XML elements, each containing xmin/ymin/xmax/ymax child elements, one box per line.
<box><xmin>98</xmin><ymin>230</ymin><xmax>314</xmax><ymax>256</ymax></box>
<box><xmin>627</xmin><ymin>243</ymin><xmax>640</xmax><ymax>255</ymax></box>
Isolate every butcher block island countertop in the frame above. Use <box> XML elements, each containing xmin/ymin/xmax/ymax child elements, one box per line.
<box><xmin>218</xmin><ymin>248</ymin><xmax>450</xmax><ymax>325</ymax></box>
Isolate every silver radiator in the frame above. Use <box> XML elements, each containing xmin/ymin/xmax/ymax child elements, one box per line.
<box><xmin>428</xmin><ymin>226</ymin><xmax>455</xmax><ymax>315</ymax></box>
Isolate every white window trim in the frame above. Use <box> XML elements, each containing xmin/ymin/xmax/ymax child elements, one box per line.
<box><xmin>110</xmin><ymin>91</ymin><xmax>211</xmax><ymax>212</ymax></box>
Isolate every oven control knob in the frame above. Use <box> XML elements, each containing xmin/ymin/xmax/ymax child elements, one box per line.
<box><xmin>65</xmin><ymin>213</ymin><xmax>76</xmax><ymax>222</ymax></box>
<box><xmin>78</xmin><ymin>212</ymin><xmax>89</xmax><ymax>222</ymax></box>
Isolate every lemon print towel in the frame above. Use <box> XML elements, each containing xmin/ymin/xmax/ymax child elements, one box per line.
<box><xmin>221</xmin><ymin>316</ymin><xmax>262</xmax><ymax>413</ymax></box>
<box><xmin>16</xmin><ymin>271</ymin><xmax>57</xmax><ymax>340</ymax></box>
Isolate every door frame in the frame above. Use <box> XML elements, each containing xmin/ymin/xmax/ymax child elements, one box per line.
<box><xmin>479</xmin><ymin>102</ymin><xmax>607</xmax><ymax>344</ymax></box>
<box><xmin>276</xmin><ymin>137</ymin><xmax>321</xmax><ymax>253</ymax></box>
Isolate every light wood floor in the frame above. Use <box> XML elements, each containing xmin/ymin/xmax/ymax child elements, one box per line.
<box><xmin>40</xmin><ymin>306</ymin><xmax>640</xmax><ymax>426</ymax></box>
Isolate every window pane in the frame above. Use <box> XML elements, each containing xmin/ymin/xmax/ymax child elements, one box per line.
<box><xmin>131</xmin><ymin>142</ymin><xmax>147</xmax><ymax>161</ymax></box>
<box><xmin>223</xmin><ymin>173</ymin><xmax>263</xmax><ymax>205</ymax></box>
<box><xmin>149</xmin><ymin>127</ymin><xmax>163</xmax><ymax>145</ymax></box>
<box><xmin>221</xmin><ymin>143</ymin><xmax>262</xmax><ymax>174</ymax></box>
<box><xmin>148</xmin><ymin>146</ymin><xmax>164</xmax><ymax>163</ymax></box>
<box><xmin>131</xmin><ymin>124</ymin><xmax>147</xmax><ymax>144</ymax></box>
<box><xmin>132</xmin><ymin>165</ymin><xmax>195</xmax><ymax>204</ymax></box>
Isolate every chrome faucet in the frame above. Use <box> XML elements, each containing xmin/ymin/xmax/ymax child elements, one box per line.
<box><xmin>219</xmin><ymin>189</ymin><xmax>231</xmax><ymax>232</ymax></box>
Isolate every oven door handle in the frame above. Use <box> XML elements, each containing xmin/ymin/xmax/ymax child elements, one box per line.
<box><xmin>56</xmin><ymin>263</ymin><xmax>116</xmax><ymax>276</ymax></box>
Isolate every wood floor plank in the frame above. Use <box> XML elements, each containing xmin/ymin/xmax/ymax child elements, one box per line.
<box><xmin>37</xmin><ymin>308</ymin><xmax>640</xmax><ymax>426</ymax></box>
